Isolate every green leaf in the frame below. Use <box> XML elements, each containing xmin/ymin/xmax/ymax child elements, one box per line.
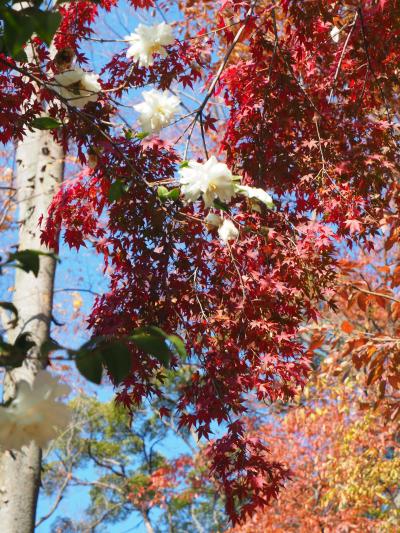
<box><xmin>109</xmin><ymin>180</ymin><xmax>126</xmax><ymax>202</ymax></box>
<box><xmin>157</xmin><ymin>187</ymin><xmax>180</xmax><ymax>202</ymax></box>
<box><xmin>131</xmin><ymin>328</ymin><xmax>171</xmax><ymax>366</ymax></box>
<box><xmin>147</xmin><ymin>326</ymin><xmax>187</xmax><ymax>359</ymax></box>
<box><xmin>74</xmin><ymin>337</ymin><xmax>132</xmax><ymax>384</ymax></box>
<box><xmin>0</xmin><ymin>333</ymin><xmax>33</xmax><ymax>368</ymax></box>
<box><xmin>131</xmin><ymin>326</ymin><xmax>187</xmax><ymax>366</ymax></box>
<box><xmin>32</xmin><ymin>10</ymin><xmax>61</xmax><ymax>46</ymax></box>
<box><xmin>0</xmin><ymin>6</ymin><xmax>61</xmax><ymax>59</ymax></box>
<box><xmin>9</xmin><ymin>250</ymin><xmax>40</xmax><ymax>276</ymax></box>
<box><xmin>135</xmin><ymin>131</ymin><xmax>149</xmax><ymax>140</ymax></box>
<box><xmin>0</xmin><ymin>302</ymin><xmax>18</xmax><ymax>327</ymax></box>
<box><xmin>101</xmin><ymin>341</ymin><xmax>131</xmax><ymax>384</ymax></box>
<box><xmin>1</xmin><ymin>9</ymin><xmax>35</xmax><ymax>58</ymax></box>
<box><xmin>166</xmin><ymin>334</ymin><xmax>187</xmax><ymax>359</ymax></box>
<box><xmin>179</xmin><ymin>160</ymin><xmax>190</xmax><ymax>168</ymax></box>
<box><xmin>11</xmin><ymin>49</ymin><xmax>28</xmax><ymax>62</ymax></box>
<box><xmin>0</xmin><ymin>339</ymin><xmax>13</xmax><ymax>357</ymax></box>
<box><xmin>213</xmin><ymin>199</ymin><xmax>230</xmax><ymax>212</ymax></box>
<box><xmin>157</xmin><ymin>186</ymin><xmax>169</xmax><ymax>199</ymax></box>
<box><xmin>75</xmin><ymin>347</ymin><xmax>103</xmax><ymax>385</ymax></box>
<box><xmin>41</xmin><ymin>338</ymin><xmax>63</xmax><ymax>357</ymax></box>
<box><xmin>166</xmin><ymin>188</ymin><xmax>180</xmax><ymax>201</ymax></box>
<box><xmin>31</xmin><ymin>117</ymin><xmax>62</xmax><ymax>130</ymax></box>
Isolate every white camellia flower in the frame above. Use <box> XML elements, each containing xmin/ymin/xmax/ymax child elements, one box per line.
<box><xmin>205</xmin><ymin>212</ymin><xmax>223</xmax><ymax>228</ymax></box>
<box><xmin>125</xmin><ymin>22</ymin><xmax>175</xmax><ymax>67</ymax></box>
<box><xmin>0</xmin><ymin>370</ymin><xmax>71</xmax><ymax>451</ymax></box>
<box><xmin>12</xmin><ymin>1</ymin><xmax>32</xmax><ymax>11</ymax></box>
<box><xmin>235</xmin><ymin>185</ymin><xmax>274</xmax><ymax>208</ymax></box>
<box><xmin>218</xmin><ymin>219</ymin><xmax>239</xmax><ymax>244</ymax></box>
<box><xmin>330</xmin><ymin>26</ymin><xmax>340</xmax><ymax>43</ymax></box>
<box><xmin>134</xmin><ymin>89</ymin><xmax>180</xmax><ymax>133</ymax></box>
<box><xmin>52</xmin><ymin>67</ymin><xmax>101</xmax><ymax>108</ymax></box>
<box><xmin>179</xmin><ymin>156</ymin><xmax>235</xmax><ymax>208</ymax></box>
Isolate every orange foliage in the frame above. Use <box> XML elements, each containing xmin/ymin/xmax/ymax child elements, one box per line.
<box><xmin>231</xmin><ymin>373</ymin><xmax>399</xmax><ymax>532</ymax></box>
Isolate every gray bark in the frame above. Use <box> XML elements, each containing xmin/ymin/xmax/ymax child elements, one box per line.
<box><xmin>0</xmin><ymin>124</ymin><xmax>64</xmax><ymax>531</ymax></box>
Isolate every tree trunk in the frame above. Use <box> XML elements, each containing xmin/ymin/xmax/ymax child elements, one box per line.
<box><xmin>0</xmin><ymin>125</ymin><xmax>64</xmax><ymax>531</ymax></box>
<box><xmin>142</xmin><ymin>511</ymin><xmax>155</xmax><ymax>533</ymax></box>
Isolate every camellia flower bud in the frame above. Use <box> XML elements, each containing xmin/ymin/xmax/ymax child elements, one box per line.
<box><xmin>330</xmin><ymin>25</ymin><xmax>340</xmax><ymax>43</ymax></box>
<box><xmin>87</xmin><ymin>148</ymin><xmax>98</xmax><ymax>169</ymax></box>
<box><xmin>218</xmin><ymin>219</ymin><xmax>239</xmax><ymax>244</ymax></box>
<box><xmin>205</xmin><ymin>212</ymin><xmax>223</xmax><ymax>228</ymax></box>
<box><xmin>235</xmin><ymin>184</ymin><xmax>274</xmax><ymax>208</ymax></box>
<box><xmin>53</xmin><ymin>48</ymin><xmax>75</xmax><ymax>72</ymax></box>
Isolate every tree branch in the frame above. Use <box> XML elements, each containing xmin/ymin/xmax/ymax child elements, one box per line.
<box><xmin>348</xmin><ymin>283</ymin><xmax>400</xmax><ymax>305</ymax></box>
<box><xmin>35</xmin><ymin>473</ymin><xmax>70</xmax><ymax>527</ymax></box>
<box><xmin>328</xmin><ymin>12</ymin><xmax>359</xmax><ymax>104</ymax></box>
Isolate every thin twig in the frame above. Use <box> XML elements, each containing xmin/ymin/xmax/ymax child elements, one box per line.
<box><xmin>35</xmin><ymin>472</ymin><xmax>70</xmax><ymax>527</ymax></box>
<box><xmin>348</xmin><ymin>283</ymin><xmax>400</xmax><ymax>305</ymax></box>
<box><xmin>271</xmin><ymin>9</ymin><xmax>322</xmax><ymax>119</ymax></box>
<box><xmin>328</xmin><ymin>12</ymin><xmax>359</xmax><ymax>104</ymax></box>
<box><xmin>358</xmin><ymin>5</ymin><xmax>399</xmax><ymax>149</ymax></box>
<box><xmin>54</xmin><ymin>287</ymin><xmax>101</xmax><ymax>296</ymax></box>
<box><xmin>193</xmin><ymin>267</ymin><xmax>209</xmax><ymax>323</ymax></box>
<box><xmin>199</xmin><ymin>113</ymin><xmax>209</xmax><ymax>159</ymax></box>
<box><xmin>182</xmin><ymin>0</ymin><xmax>259</xmax><ymax>157</ymax></box>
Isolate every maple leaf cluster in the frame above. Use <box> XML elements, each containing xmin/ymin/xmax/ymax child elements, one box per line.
<box><xmin>2</xmin><ymin>0</ymin><xmax>400</xmax><ymax>524</ymax></box>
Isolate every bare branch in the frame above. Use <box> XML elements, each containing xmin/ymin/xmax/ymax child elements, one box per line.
<box><xmin>348</xmin><ymin>283</ymin><xmax>400</xmax><ymax>305</ymax></box>
<box><xmin>35</xmin><ymin>473</ymin><xmax>70</xmax><ymax>527</ymax></box>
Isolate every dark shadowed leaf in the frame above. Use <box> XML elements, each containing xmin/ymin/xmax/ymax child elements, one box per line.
<box><xmin>109</xmin><ymin>180</ymin><xmax>126</xmax><ymax>202</ymax></box>
<box><xmin>213</xmin><ymin>199</ymin><xmax>229</xmax><ymax>212</ymax></box>
<box><xmin>101</xmin><ymin>341</ymin><xmax>131</xmax><ymax>384</ymax></box>
<box><xmin>131</xmin><ymin>327</ymin><xmax>171</xmax><ymax>366</ymax></box>
<box><xmin>0</xmin><ymin>6</ymin><xmax>61</xmax><ymax>59</ymax></box>
<box><xmin>14</xmin><ymin>332</ymin><xmax>35</xmax><ymax>353</ymax></box>
<box><xmin>41</xmin><ymin>338</ymin><xmax>63</xmax><ymax>357</ymax></box>
<box><xmin>75</xmin><ymin>348</ymin><xmax>103</xmax><ymax>384</ymax></box>
<box><xmin>0</xmin><ymin>301</ymin><xmax>18</xmax><ymax>327</ymax></box>
<box><xmin>1</xmin><ymin>9</ymin><xmax>34</xmax><ymax>58</ymax></box>
<box><xmin>32</xmin><ymin>10</ymin><xmax>61</xmax><ymax>46</ymax></box>
<box><xmin>6</xmin><ymin>249</ymin><xmax>59</xmax><ymax>277</ymax></box>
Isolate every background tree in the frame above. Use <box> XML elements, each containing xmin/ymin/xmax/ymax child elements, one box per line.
<box><xmin>230</xmin><ymin>366</ymin><xmax>400</xmax><ymax>532</ymax></box>
<box><xmin>315</xmin><ymin>238</ymin><xmax>400</xmax><ymax>422</ymax></box>
<box><xmin>39</xmin><ymin>371</ymin><xmax>226</xmax><ymax>532</ymax></box>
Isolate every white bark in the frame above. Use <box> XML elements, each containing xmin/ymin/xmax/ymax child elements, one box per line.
<box><xmin>0</xmin><ymin>125</ymin><xmax>64</xmax><ymax>531</ymax></box>
<box><xmin>143</xmin><ymin>512</ymin><xmax>155</xmax><ymax>533</ymax></box>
